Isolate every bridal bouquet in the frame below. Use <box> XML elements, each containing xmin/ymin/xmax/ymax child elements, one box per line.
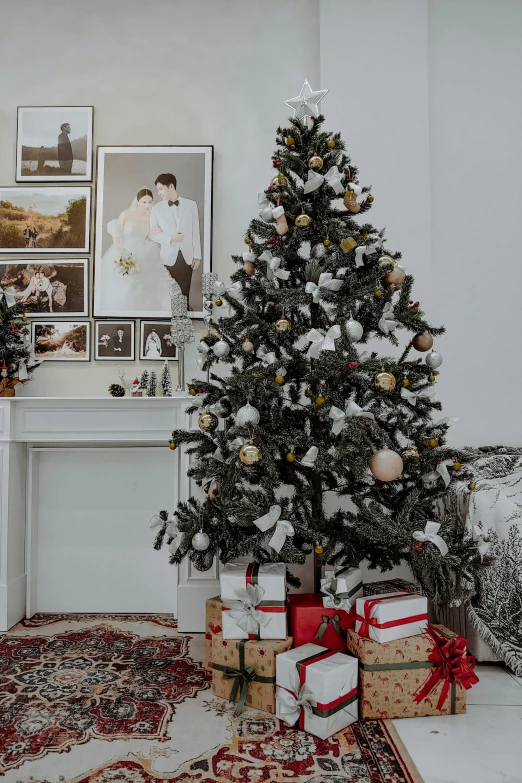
<box><xmin>115</xmin><ymin>251</ymin><xmax>136</xmax><ymax>276</ymax></box>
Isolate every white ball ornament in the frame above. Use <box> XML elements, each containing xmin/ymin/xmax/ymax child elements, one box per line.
<box><xmin>242</xmin><ymin>340</ymin><xmax>255</xmax><ymax>353</ymax></box>
<box><xmin>192</xmin><ymin>531</ymin><xmax>210</xmax><ymax>551</ymax></box>
<box><xmin>345</xmin><ymin>317</ymin><xmax>363</xmax><ymax>342</ymax></box>
<box><xmin>369</xmin><ymin>449</ymin><xmax>404</xmax><ymax>482</ymax></box>
<box><xmin>235</xmin><ymin>403</ymin><xmax>260</xmax><ymax>427</ymax></box>
<box><xmin>213</xmin><ymin>340</ymin><xmax>230</xmax><ymax>358</ymax></box>
<box><xmin>426</xmin><ymin>350</ymin><xmax>443</xmax><ymax>369</ymax></box>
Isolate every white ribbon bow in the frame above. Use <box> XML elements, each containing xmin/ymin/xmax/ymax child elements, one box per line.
<box><xmin>401</xmin><ymin>387</ymin><xmax>434</xmax><ymax>406</ymax></box>
<box><xmin>253</xmin><ymin>504</ymin><xmax>295</xmax><ymax>553</ymax></box>
<box><xmin>0</xmin><ymin>286</ymin><xmax>17</xmax><ymax>307</ymax></box>
<box><xmin>227</xmin><ymin>281</ymin><xmax>244</xmax><ymax>300</ymax></box>
<box><xmin>303</xmin><ymin>170</ymin><xmax>324</xmax><ymax>194</ymax></box>
<box><xmin>149</xmin><ymin>514</ymin><xmax>184</xmax><ymax>554</ymax></box>
<box><xmin>226</xmin><ymin>583</ymin><xmax>270</xmax><ymax>635</ymax></box>
<box><xmin>258</xmin><ymin>193</ymin><xmax>275</xmax><ymax>221</ymax></box>
<box><xmin>259</xmin><ymin>348</ymin><xmax>278</xmax><ymax>366</ymax></box>
<box><xmin>305</xmin><ymin>325</ymin><xmax>341</xmax><ymax>359</ymax></box>
<box><xmin>203</xmin><ymin>445</ymin><xmax>224</xmax><ymax>462</ymax></box>
<box><xmin>305</xmin><ymin>273</ymin><xmax>342</xmax><ymax>303</ymax></box>
<box><xmin>196</xmin><ymin>340</ymin><xmax>211</xmax><ymax>368</ymax></box>
<box><xmin>276</xmin><ymin>672</ymin><xmax>317</xmax><ymax>726</ymax></box>
<box><xmin>18</xmin><ymin>360</ymin><xmax>28</xmax><ymax>381</ymax></box>
<box><xmin>354</xmin><ymin>236</ymin><xmax>382</xmax><ymax>267</ymax></box>
<box><xmin>266</xmin><ymin>256</ymin><xmax>290</xmax><ymax>282</ymax></box>
<box><xmin>379</xmin><ymin>302</ymin><xmax>399</xmax><ymax>334</ymax></box>
<box><xmin>300</xmin><ymin>446</ymin><xmax>318</xmax><ymax>467</ymax></box>
<box><xmin>413</xmin><ymin>521</ymin><xmax>448</xmax><ymax>556</ymax></box>
<box><xmin>324</xmin><ymin>165</ymin><xmax>345</xmax><ymax>195</ymax></box>
<box><xmin>231</xmin><ymin>436</ymin><xmax>250</xmax><ymax>450</ymax></box>
<box><xmin>320</xmin><ymin>570</ymin><xmax>355</xmax><ymax>611</ymax></box>
<box><xmin>472</xmin><ymin>525</ymin><xmax>490</xmax><ymax>559</ymax></box>
<box><xmin>329</xmin><ymin>400</ymin><xmax>375</xmax><ymax>435</ymax></box>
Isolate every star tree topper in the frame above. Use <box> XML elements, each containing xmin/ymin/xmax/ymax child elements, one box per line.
<box><xmin>284</xmin><ymin>79</ymin><xmax>329</xmax><ymax>119</ymax></box>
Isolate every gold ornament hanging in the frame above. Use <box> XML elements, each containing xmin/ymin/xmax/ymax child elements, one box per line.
<box><xmin>295</xmin><ymin>212</ymin><xmax>312</xmax><ymax>227</ymax></box>
<box><xmin>285</xmin><ymin>136</ymin><xmax>295</xmax><ymax>146</ymax></box>
<box><xmin>275</xmin><ymin>316</ymin><xmax>292</xmax><ymax>332</ymax></box>
<box><xmin>428</xmin><ymin>438</ymin><xmax>439</xmax><ymax>448</ymax></box>
<box><xmin>367</xmin><ymin>194</ymin><xmax>374</xmax><ymax>203</ymax></box>
<box><xmin>286</xmin><ymin>452</ymin><xmax>296</xmax><ymax>462</ymax></box>
<box><xmin>428</xmin><ymin>374</ymin><xmax>436</xmax><ymax>383</ymax></box>
<box><xmin>198</xmin><ymin>411</ymin><xmax>218</xmax><ymax>432</ymax></box>
<box><xmin>402</xmin><ymin>378</ymin><xmax>410</xmax><ymax>388</ymax></box>
<box><xmin>308</xmin><ymin>154</ymin><xmax>324</xmax><ymax>170</ymax></box>
<box><xmin>343</xmin><ymin>190</ymin><xmax>360</xmax><ymax>213</ymax></box>
<box><xmin>315</xmin><ymin>394</ymin><xmax>326</xmax><ymax>406</ymax></box>
<box><xmin>468</xmin><ymin>481</ymin><xmax>476</xmax><ymax>491</ymax></box>
<box><xmin>239</xmin><ymin>442</ymin><xmax>262</xmax><ymax>465</ymax></box>
<box><xmin>215</xmin><ymin>297</ymin><xmax>223</xmax><ymax>307</ymax></box>
<box><xmin>375</xmin><ymin>371</ymin><xmax>396</xmax><ymax>391</ymax></box>
<box><xmin>375</xmin><ymin>289</ymin><xmax>383</xmax><ymax>297</ymax></box>
<box><xmin>169</xmin><ymin>439</ymin><xmax>177</xmax><ymax>450</ymax></box>
<box><xmin>327</xmin><ymin>139</ymin><xmax>336</xmax><ymax>149</ymax></box>
<box><xmin>378</xmin><ymin>255</ymin><xmax>395</xmax><ymax>269</ymax></box>
<box><xmin>314</xmin><ymin>543</ymin><xmax>324</xmax><ymax>554</ymax></box>
<box><xmin>412</xmin><ymin>332</ymin><xmax>434</xmax><ymax>352</ymax></box>
<box><xmin>340</xmin><ymin>237</ymin><xmax>357</xmax><ymax>254</ymax></box>
<box><xmin>188</xmin><ymin>387</ymin><xmax>197</xmax><ymax>396</ymax></box>
<box><xmin>323</xmin><ymin>238</ymin><xmax>331</xmax><ymax>247</ymax></box>
<box><xmin>275</xmin><ymin>374</ymin><xmax>285</xmax><ymax>385</ymax></box>
<box><xmin>402</xmin><ymin>445</ymin><xmax>419</xmax><ymax>458</ymax></box>
<box><xmin>305</xmin><ymin>387</ymin><xmax>314</xmax><ymax>397</ymax></box>
<box><xmin>270</xmin><ymin>174</ymin><xmax>287</xmax><ymax>189</ymax></box>
<box><xmin>453</xmin><ymin>460</ymin><xmax>462</xmax><ymax>471</ymax></box>
<box><xmin>244</xmin><ymin>235</ymin><xmax>251</xmax><ymax>245</ymax></box>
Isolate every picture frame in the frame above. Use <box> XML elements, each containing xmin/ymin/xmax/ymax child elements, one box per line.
<box><xmin>16</xmin><ymin>106</ymin><xmax>94</xmax><ymax>182</ymax></box>
<box><xmin>139</xmin><ymin>320</ymin><xmax>177</xmax><ymax>361</ymax></box>
<box><xmin>0</xmin><ymin>186</ymin><xmax>91</xmax><ymax>254</ymax></box>
<box><xmin>94</xmin><ymin>145</ymin><xmax>213</xmax><ymax>319</ymax></box>
<box><xmin>94</xmin><ymin>320</ymin><xmax>135</xmax><ymax>361</ymax></box>
<box><xmin>0</xmin><ymin>259</ymin><xmax>89</xmax><ymax>317</ymax></box>
<box><xmin>31</xmin><ymin>320</ymin><xmax>91</xmax><ymax>362</ymax></box>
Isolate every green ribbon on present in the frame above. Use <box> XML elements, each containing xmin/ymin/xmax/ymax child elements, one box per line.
<box><xmin>320</xmin><ymin>577</ymin><xmax>363</xmax><ymax>607</ymax></box>
<box><xmin>314</xmin><ymin>613</ymin><xmax>345</xmax><ymax>641</ymax></box>
<box><xmin>212</xmin><ymin>639</ymin><xmax>275</xmax><ymax>716</ymax></box>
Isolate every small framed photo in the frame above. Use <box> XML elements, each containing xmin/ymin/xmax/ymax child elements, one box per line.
<box><xmin>95</xmin><ymin>320</ymin><xmax>135</xmax><ymax>361</ymax></box>
<box><xmin>0</xmin><ymin>187</ymin><xmax>91</xmax><ymax>253</ymax></box>
<box><xmin>0</xmin><ymin>259</ymin><xmax>88</xmax><ymax>317</ymax></box>
<box><xmin>31</xmin><ymin>320</ymin><xmax>90</xmax><ymax>361</ymax></box>
<box><xmin>140</xmin><ymin>321</ymin><xmax>177</xmax><ymax>361</ymax></box>
<box><xmin>16</xmin><ymin>106</ymin><xmax>94</xmax><ymax>182</ymax></box>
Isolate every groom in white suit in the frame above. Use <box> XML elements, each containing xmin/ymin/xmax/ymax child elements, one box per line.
<box><xmin>150</xmin><ymin>173</ymin><xmax>201</xmax><ymax>302</ymax></box>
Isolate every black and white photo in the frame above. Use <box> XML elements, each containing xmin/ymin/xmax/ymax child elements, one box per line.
<box><xmin>0</xmin><ymin>259</ymin><xmax>88</xmax><ymax>316</ymax></box>
<box><xmin>94</xmin><ymin>146</ymin><xmax>212</xmax><ymax>319</ymax></box>
<box><xmin>139</xmin><ymin>321</ymin><xmax>177</xmax><ymax>361</ymax></box>
<box><xmin>31</xmin><ymin>320</ymin><xmax>90</xmax><ymax>361</ymax></box>
<box><xmin>95</xmin><ymin>320</ymin><xmax>135</xmax><ymax>361</ymax></box>
<box><xmin>16</xmin><ymin>107</ymin><xmax>93</xmax><ymax>182</ymax></box>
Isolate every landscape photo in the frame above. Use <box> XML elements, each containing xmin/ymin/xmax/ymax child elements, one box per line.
<box><xmin>140</xmin><ymin>321</ymin><xmax>177</xmax><ymax>361</ymax></box>
<box><xmin>0</xmin><ymin>187</ymin><xmax>91</xmax><ymax>253</ymax></box>
<box><xmin>16</xmin><ymin>106</ymin><xmax>93</xmax><ymax>181</ymax></box>
<box><xmin>32</xmin><ymin>320</ymin><xmax>90</xmax><ymax>361</ymax></box>
<box><xmin>0</xmin><ymin>260</ymin><xmax>88</xmax><ymax>316</ymax></box>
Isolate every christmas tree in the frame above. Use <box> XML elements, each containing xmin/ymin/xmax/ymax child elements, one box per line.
<box><xmin>152</xmin><ymin>81</ymin><xmax>489</xmax><ymax>605</ymax></box>
<box><xmin>160</xmin><ymin>359</ymin><xmax>173</xmax><ymax>397</ymax></box>
<box><xmin>138</xmin><ymin>370</ymin><xmax>149</xmax><ymax>391</ymax></box>
<box><xmin>0</xmin><ymin>287</ymin><xmax>38</xmax><ymax>396</ymax></box>
<box><xmin>147</xmin><ymin>370</ymin><xmax>157</xmax><ymax>397</ymax></box>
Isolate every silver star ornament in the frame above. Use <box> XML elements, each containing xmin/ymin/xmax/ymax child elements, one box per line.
<box><xmin>284</xmin><ymin>79</ymin><xmax>329</xmax><ymax>119</ymax></box>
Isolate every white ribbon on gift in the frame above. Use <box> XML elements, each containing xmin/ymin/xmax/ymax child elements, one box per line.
<box><xmin>266</xmin><ymin>256</ymin><xmax>290</xmax><ymax>282</ymax></box>
<box><xmin>276</xmin><ymin>671</ymin><xmax>317</xmax><ymax>726</ymax></box>
<box><xmin>320</xmin><ymin>570</ymin><xmax>354</xmax><ymax>611</ymax></box>
<box><xmin>413</xmin><ymin>521</ymin><xmax>448</xmax><ymax>556</ymax></box>
<box><xmin>305</xmin><ymin>325</ymin><xmax>341</xmax><ymax>359</ymax></box>
<box><xmin>400</xmin><ymin>387</ymin><xmax>435</xmax><ymax>406</ymax></box>
<box><xmin>226</xmin><ymin>582</ymin><xmax>271</xmax><ymax>635</ymax></box>
<box><xmin>329</xmin><ymin>400</ymin><xmax>375</xmax><ymax>435</ymax></box>
<box><xmin>300</xmin><ymin>446</ymin><xmax>318</xmax><ymax>467</ymax></box>
<box><xmin>354</xmin><ymin>237</ymin><xmax>382</xmax><ymax>267</ymax></box>
<box><xmin>305</xmin><ymin>273</ymin><xmax>342</xmax><ymax>303</ymax></box>
<box><xmin>472</xmin><ymin>524</ymin><xmax>490</xmax><ymax>559</ymax></box>
<box><xmin>324</xmin><ymin>165</ymin><xmax>345</xmax><ymax>195</ymax></box>
<box><xmin>379</xmin><ymin>302</ymin><xmax>399</xmax><ymax>334</ymax></box>
<box><xmin>0</xmin><ymin>286</ymin><xmax>17</xmax><ymax>307</ymax></box>
<box><xmin>253</xmin><ymin>504</ymin><xmax>295</xmax><ymax>553</ymax></box>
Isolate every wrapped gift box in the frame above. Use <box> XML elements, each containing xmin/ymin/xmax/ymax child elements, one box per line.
<box><xmin>320</xmin><ymin>567</ymin><xmax>363</xmax><ymax>611</ymax></box>
<box><xmin>355</xmin><ymin>592</ymin><xmax>428</xmax><ymax>643</ymax></box>
<box><xmin>205</xmin><ymin>596</ymin><xmax>222</xmax><ymax>671</ymax></box>
<box><xmin>220</xmin><ymin>562</ymin><xmax>287</xmax><ymax>640</ymax></box>
<box><xmin>363</xmin><ymin>578</ymin><xmax>423</xmax><ymax>596</ymax></box>
<box><xmin>211</xmin><ymin>631</ymin><xmax>292</xmax><ymax>714</ymax></box>
<box><xmin>276</xmin><ymin>642</ymin><xmax>358</xmax><ymax>740</ymax></box>
<box><xmin>287</xmin><ymin>593</ymin><xmax>356</xmax><ymax>653</ymax></box>
<box><xmin>346</xmin><ymin>623</ymin><xmax>478</xmax><ymax>719</ymax></box>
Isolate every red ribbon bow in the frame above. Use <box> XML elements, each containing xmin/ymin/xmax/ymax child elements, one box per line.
<box><xmin>414</xmin><ymin>624</ymin><xmax>479</xmax><ymax>710</ymax></box>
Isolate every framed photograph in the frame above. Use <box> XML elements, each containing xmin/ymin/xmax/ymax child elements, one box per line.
<box><xmin>0</xmin><ymin>259</ymin><xmax>88</xmax><ymax>317</ymax></box>
<box><xmin>95</xmin><ymin>320</ymin><xmax>135</xmax><ymax>361</ymax></box>
<box><xmin>16</xmin><ymin>106</ymin><xmax>93</xmax><ymax>182</ymax></box>
<box><xmin>139</xmin><ymin>321</ymin><xmax>177</xmax><ymax>361</ymax></box>
<box><xmin>94</xmin><ymin>146</ymin><xmax>213</xmax><ymax>319</ymax></box>
<box><xmin>31</xmin><ymin>320</ymin><xmax>90</xmax><ymax>361</ymax></box>
<box><xmin>0</xmin><ymin>187</ymin><xmax>91</xmax><ymax>253</ymax></box>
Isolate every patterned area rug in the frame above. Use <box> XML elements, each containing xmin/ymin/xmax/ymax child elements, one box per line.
<box><xmin>0</xmin><ymin>614</ymin><xmax>422</xmax><ymax>782</ymax></box>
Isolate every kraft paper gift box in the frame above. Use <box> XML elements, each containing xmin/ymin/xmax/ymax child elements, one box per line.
<box><xmin>287</xmin><ymin>593</ymin><xmax>356</xmax><ymax>653</ymax></box>
<box><xmin>320</xmin><ymin>567</ymin><xmax>363</xmax><ymax>611</ymax></box>
<box><xmin>220</xmin><ymin>562</ymin><xmax>287</xmax><ymax>640</ymax></box>
<box><xmin>355</xmin><ymin>592</ymin><xmax>428</xmax><ymax>644</ymax></box>
<box><xmin>363</xmin><ymin>578</ymin><xmax>423</xmax><ymax>597</ymax></box>
<box><xmin>205</xmin><ymin>596</ymin><xmax>223</xmax><ymax>671</ymax></box>
<box><xmin>276</xmin><ymin>642</ymin><xmax>358</xmax><ymax>740</ymax></box>
<box><xmin>211</xmin><ymin>631</ymin><xmax>292</xmax><ymax>715</ymax></box>
<box><xmin>346</xmin><ymin>623</ymin><xmax>479</xmax><ymax>719</ymax></box>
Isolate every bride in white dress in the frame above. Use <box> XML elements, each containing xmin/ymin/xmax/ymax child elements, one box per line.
<box><xmin>144</xmin><ymin>329</ymin><xmax>162</xmax><ymax>359</ymax></box>
<box><xmin>100</xmin><ymin>188</ymin><xmax>180</xmax><ymax>312</ymax></box>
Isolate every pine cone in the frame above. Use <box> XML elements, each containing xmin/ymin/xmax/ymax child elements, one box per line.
<box><xmin>108</xmin><ymin>383</ymin><xmax>125</xmax><ymax>398</ymax></box>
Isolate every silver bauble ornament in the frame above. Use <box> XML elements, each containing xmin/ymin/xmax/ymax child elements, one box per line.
<box><xmin>242</xmin><ymin>340</ymin><xmax>254</xmax><ymax>353</ymax></box>
<box><xmin>192</xmin><ymin>531</ymin><xmax>210</xmax><ymax>551</ymax></box>
<box><xmin>214</xmin><ymin>398</ymin><xmax>232</xmax><ymax>418</ymax></box>
<box><xmin>426</xmin><ymin>350</ymin><xmax>443</xmax><ymax>369</ymax></box>
<box><xmin>194</xmin><ymin>550</ymin><xmax>214</xmax><ymax>571</ymax></box>
<box><xmin>204</xmin><ymin>299</ymin><xmax>214</xmax><ymax>311</ymax></box>
<box><xmin>213</xmin><ymin>339</ymin><xmax>230</xmax><ymax>358</ymax></box>
<box><xmin>369</xmin><ymin>449</ymin><xmax>404</xmax><ymax>481</ymax></box>
<box><xmin>345</xmin><ymin>317</ymin><xmax>363</xmax><ymax>342</ymax></box>
<box><xmin>235</xmin><ymin>403</ymin><xmax>260</xmax><ymax>427</ymax></box>
<box><xmin>311</xmin><ymin>243</ymin><xmax>326</xmax><ymax>260</ymax></box>
<box><xmin>260</xmin><ymin>206</ymin><xmax>275</xmax><ymax>222</ymax></box>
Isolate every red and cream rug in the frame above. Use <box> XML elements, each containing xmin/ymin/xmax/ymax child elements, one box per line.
<box><xmin>0</xmin><ymin>614</ymin><xmax>423</xmax><ymax>782</ymax></box>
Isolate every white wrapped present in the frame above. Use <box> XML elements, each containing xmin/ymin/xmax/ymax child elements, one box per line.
<box><xmin>320</xmin><ymin>567</ymin><xmax>363</xmax><ymax>611</ymax></box>
<box><xmin>220</xmin><ymin>562</ymin><xmax>287</xmax><ymax>640</ymax></box>
<box><xmin>276</xmin><ymin>642</ymin><xmax>358</xmax><ymax>740</ymax></box>
<box><xmin>355</xmin><ymin>592</ymin><xmax>428</xmax><ymax>643</ymax></box>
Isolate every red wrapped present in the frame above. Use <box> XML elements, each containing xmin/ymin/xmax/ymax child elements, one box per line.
<box><xmin>287</xmin><ymin>593</ymin><xmax>356</xmax><ymax>653</ymax></box>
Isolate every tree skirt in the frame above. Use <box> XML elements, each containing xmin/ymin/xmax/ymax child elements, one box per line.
<box><xmin>0</xmin><ymin>614</ymin><xmax>422</xmax><ymax>782</ymax></box>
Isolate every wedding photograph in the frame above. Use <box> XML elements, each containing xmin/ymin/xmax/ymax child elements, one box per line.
<box><xmin>94</xmin><ymin>320</ymin><xmax>135</xmax><ymax>361</ymax></box>
<box><xmin>0</xmin><ymin>187</ymin><xmax>91</xmax><ymax>253</ymax></box>
<box><xmin>94</xmin><ymin>146</ymin><xmax>213</xmax><ymax>319</ymax></box>
<box><xmin>16</xmin><ymin>106</ymin><xmax>94</xmax><ymax>182</ymax></box>
<box><xmin>139</xmin><ymin>321</ymin><xmax>177</xmax><ymax>361</ymax></box>
<box><xmin>0</xmin><ymin>259</ymin><xmax>88</xmax><ymax>316</ymax></box>
<box><xmin>31</xmin><ymin>320</ymin><xmax>90</xmax><ymax>361</ymax></box>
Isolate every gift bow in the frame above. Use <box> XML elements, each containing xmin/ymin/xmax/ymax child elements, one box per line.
<box><xmin>305</xmin><ymin>273</ymin><xmax>342</xmax><ymax>303</ymax></box>
<box><xmin>300</xmin><ymin>446</ymin><xmax>318</xmax><ymax>467</ymax></box>
<box><xmin>379</xmin><ymin>302</ymin><xmax>399</xmax><ymax>334</ymax></box>
<box><xmin>303</xmin><ymin>165</ymin><xmax>344</xmax><ymax>195</ymax></box>
<box><xmin>329</xmin><ymin>400</ymin><xmax>374</xmax><ymax>435</ymax></box>
<box><xmin>314</xmin><ymin>613</ymin><xmax>345</xmax><ymax>641</ymax></box>
<box><xmin>413</xmin><ymin>521</ymin><xmax>448</xmax><ymax>557</ymax></box>
<box><xmin>414</xmin><ymin>624</ymin><xmax>479</xmax><ymax>710</ymax></box>
<box><xmin>253</xmin><ymin>504</ymin><xmax>294</xmax><ymax>553</ymax></box>
<box><xmin>320</xmin><ymin>572</ymin><xmax>355</xmax><ymax>611</ymax></box>
<box><xmin>165</xmin><ymin>515</ymin><xmax>185</xmax><ymax>554</ymax></box>
<box><xmin>354</xmin><ymin>236</ymin><xmax>382</xmax><ymax>267</ymax></box>
<box><xmin>422</xmin><ymin>459</ymin><xmax>454</xmax><ymax>488</ymax></box>
<box><xmin>401</xmin><ymin>387</ymin><xmax>435</xmax><ymax>406</ymax></box>
<box><xmin>258</xmin><ymin>348</ymin><xmax>278</xmax><ymax>366</ymax></box>
<box><xmin>196</xmin><ymin>340</ymin><xmax>210</xmax><ymax>368</ymax></box>
<box><xmin>222</xmin><ymin>662</ymin><xmax>258</xmax><ymax>716</ymax></box>
<box><xmin>0</xmin><ymin>286</ymin><xmax>17</xmax><ymax>307</ymax></box>
<box><xmin>226</xmin><ymin>582</ymin><xmax>270</xmax><ymax>635</ymax></box>
<box><xmin>305</xmin><ymin>325</ymin><xmax>341</xmax><ymax>358</ymax></box>
<box><xmin>266</xmin><ymin>255</ymin><xmax>290</xmax><ymax>282</ymax></box>
<box><xmin>276</xmin><ymin>676</ymin><xmax>317</xmax><ymax>726</ymax></box>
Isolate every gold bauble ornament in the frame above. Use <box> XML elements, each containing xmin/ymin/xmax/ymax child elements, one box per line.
<box><xmin>275</xmin><ymin>316</ymin><xmax>292</xmax><ymax>332</ymax></box>
<box><xmin>286</xmin><ymin>452</ymin><xmax>296</xmax><ymax>462</ymax></box>
<box><xmin>295</xmin><ymin>212</ymin><xmax>312</xmax><ymax>228</ymax></box>
<box><xmin>314</xmin><ymin>543</ymin><xmax>324</xmax><ymax>554</ymax></box>
<box><xmin>384</xmin><ymin>267</ymin><xmax>406</xmax><ymax>290</ymax></box>
<box><xmin>453</xmin><ymin>460</ymin><xmax>462</xmax><ymax>471</ymax></box>
<box><xmin>369</xmin><ymin>449</ymin><xmax>404</xmax><ymax>482</ymax></box>
<box><xmin>308</xmin><ymin>154</ymin><xmax>324</xmax><ymax>170</ymax></box>
<box><xmin>428</xmin><ymin>438</ymin><xmax>439</xmax><ymax>448</ymax></box>
<box><xmin>208</xmin><ymin>480</ymin><xmax>220</xmax><ymax>502</ymax></box>
<box><xmin>305</xmin><ymin>387</ymin><xmax>313</xmax><ymax>397</ymax></box>
<box><xmin>378</xmin><ymin>254</ymin><xmax>395</xmax><ymax>269</ymax></box>
<box><xmin>428</xmin><ymin>374</ymin><xmax>436</xmax><ymax>383</ymax></box>
<box><xmin>343</xmin><ymin>190</ymin><xmax>360</xmax><ymax>213</ymax></box>
<box><xmin>198</xmin><ymin>411</ymin><xmax>218</xmax><ymax>432</ymax></box>
<box><xmin>286</xmin><ymin>136</ymin><xmax>295</xmax><ymax>146</ymax></box>
<box><xmin>375</xmin><ymin>371</ymin><xmax>396</xmax><ymax>392</ymax></box>
<box><xmin>169</xmin><ymin>439</ymin><xmax>177</xmax><ymax>450</ymax></box>
<box><xmin>402</xmin><ymin>378</ymin><xmax>410</xmax><ymax>388</ymax></box>
<box><xmin>367</xmin><ymin>194</ymin><xmax>374</xmax><ymax>203</ymax></box>
<box><xmin>412</xmin><ymin>332</ymin><xmax>434</xmax><ymax>352</ymax></box>
<box><xmin>270</xmin><ymin>174</ymin><xmax>287</xmax><ymax>188</ymax></box>
<box><xmin>468</xmin><ymin>481</ymin><xmax>476</xmax><ymax>491</ymax></box>
<box><xmin>215</xmin><ymin>297</ymin><xmax>223</xmax><ymax>307</ymax></box>
<box><xmin>323</xmin><ymin>239</ymin><xmax>331</xmax><ymax>247</ymax></box>
<box><xmin>327</xmin><ymin>139</ymin><xmax>336</xmax><ymax>149</ymax></box>
<box><xmin>275</xmin><ymin>374</ymin><xmax>285</xmax><ymax>385</ymax></box>
<box><xmin>315</xmin><ymin>394</ymin><xmax>326</xmax><ymax>406</ymax></box>
<box><xmin>340</xmin><ymin>237</ymin><xmax>357</xmax><ymax>254</ymax></box>
<box><xmin>188</xmin><ymin>387</ymin><xmax>197</xmax><ymax>396</ymax></box>
<box><xmin>402</xmin><ymin>445</ymin><xmax>419</xmax><ymax>458</ymax></box>
<box><xmin>375</xmin><ymin>289</ymin><xmax>383</xmax><ymax>297</ymax></box>
<box><xmin>239</xmin><ymin>442</ymin><xmax>262</xmax><ymax>465</ymax></box>
<box><xmin>22</xmin><ymin>314</ymin><xmax>28</xmax><ymax>323</ymax></box>
<box><xmin>244</xmin><ymin>235</ymin><xmax>251</xmax><ymax>244</ymax></box>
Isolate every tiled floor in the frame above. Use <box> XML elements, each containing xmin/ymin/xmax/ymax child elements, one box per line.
<box><xmin>393</xmin><ymin>665</ymin><xmax>522</xmax><ymax>783</ymax></box>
